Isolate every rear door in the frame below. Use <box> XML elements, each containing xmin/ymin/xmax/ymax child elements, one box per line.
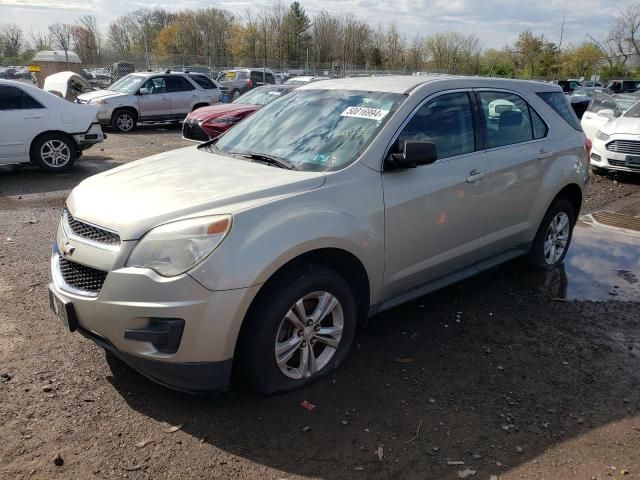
<box><xmin>166</xmin><ymin>76</ymin><xmax>197</xmax><ymax>118</ymax></box>
<box><xmin>382</xmin><ymin>90</ymin><xmax>491</xmax><ymax>299</ymax></box>
<box><xmin>475</xmin><ymin>89</ymin><xmax>549</xmax><ymax>253</ymax></box>
<box><xmin>0</xmin><ymin>85</ymin><xmax>49</xmax><ymax>162</ymax></box>
<box><xmin>138</xmin><ymin>76</ymin><xmax>170</xmax><ymax>119</ymax></box>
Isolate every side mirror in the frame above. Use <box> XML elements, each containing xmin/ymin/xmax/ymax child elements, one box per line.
<box><xmin>598</xmin><ymin>108</ymin><xmax>615</xmax><ymax>119</ymax></box>
<box><xmin>139</xmin><ymin>87</ymin><xmax>149</xmax><ymax>95</ymax></box>
<box><xmin>388</xmin><ymin>141</ymin><xmax>438</xmax><ymax>169</ymax></box>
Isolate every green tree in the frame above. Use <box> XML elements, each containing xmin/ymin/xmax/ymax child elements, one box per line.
<box><xmin>514</xmin><ymin>30</ymin><xmax>544</xmax><ymax>78</ymax></box>
<box><xmin>287</xmin><ymin>1</ymin><xmax>311</xmax><ymax>65</ymax></box>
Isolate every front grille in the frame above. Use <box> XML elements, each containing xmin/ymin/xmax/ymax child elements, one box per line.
<box><xmin>58</xmin><ymin>257</ymin><xmax>107</xmax><ymax>293</ymax></box>
<box><xmin>182</xmin><ymin>120</ymin><xmax>210</xmax><ymax>142</ymax></box>
<box><xmin>606</xmin><ymin>140</ymin><xmax>640</xmax><ymax>155</ymax></box>
<box><xmin>64</xmin><ymin>209</ymin><xmax>120</xmax><ymax>247</ymax></box>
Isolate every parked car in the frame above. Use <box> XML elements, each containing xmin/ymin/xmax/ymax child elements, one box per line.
<box><xmin>216</xmin><ymin>68</ymin><xmax>277</xmax><ymax>101</ymax></box>
<box><xmin>586</xmin><ymin>95</ymin><xmax>640</xmax><ymax>175</ymax></box>
<box><xmin>0</xmin><ymin>79</ymin><xmax>104</xmax><ymax>172</ymax></box>
<box><xmin>284</xmin><ymin>75</ymin><xmax>331</xmax><ymax>86</ymax></box>
<box><xmin>183</xmin><ymin>84</ymin><xmax>296</xmax><ymax>142</ymax></box>
<box><xmin>76</xmin><ymin>71</ymin><xmax>221</xmax><ymax>132</ymax></box>
<box><xmin>569</xmin><ymin>87</ymin><xmax>614</xmax><ymax>118</ymax></box>
<box><xmin>581</xmin><ymin>91</ymin><xmax>640</xmax><ymax>140</ymax></box>
<box><xmin>44</xmin><ymin>71</ymin><xmax>95</xmax><ymax>102</ymax></box>
<box><xmin>557</xmin><ymin>80</ymin><xmax>582</xmax><ymax>94</ymax></box>
<box><xmin>606</xmin><ymin>79</ymin><xmax>640</xmax><ymax>94</ymax></box>
<box><xmin>111</xmin><ymin>61</ymin><xmax>135</xmax><ymax>80</ymax></box>
<box><xmin>172</xmin><ymin>65</ymin><xmax>213</xmax><ymax>78</ymax></box>
<box><xmin>49</xmin><ymin>76</ymin><xmax>587</xmax><ymax>394</ymax></box>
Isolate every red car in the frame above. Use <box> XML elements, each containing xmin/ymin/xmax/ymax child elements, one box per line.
<box><xmin>182</xmin><ymin>85</ymin><xmax>296</xmax><ymax>142</ymax></box>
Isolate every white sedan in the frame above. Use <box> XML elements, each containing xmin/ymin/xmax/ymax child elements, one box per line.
<box><xmin>0</xmin><ymin>79</ymin><xmax>104</xmax><ymax>172</ymax></box>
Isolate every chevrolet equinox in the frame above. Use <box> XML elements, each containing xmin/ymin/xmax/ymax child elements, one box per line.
<box><xmin>49</xmin><ymin>76</ymin><xmax>588</xmax><ymax>394</ymax></box>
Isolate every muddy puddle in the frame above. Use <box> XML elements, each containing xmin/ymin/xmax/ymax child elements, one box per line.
<box><xmin>520</xmin><ymin>215</ymin><xmax>640</xmax><ymax>301</ymax></box>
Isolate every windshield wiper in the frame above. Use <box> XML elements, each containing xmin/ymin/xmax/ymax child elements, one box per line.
<box><xmin>229</xmin><ymin>152</ymin><xmax>296</xmax><ymax>170</ymax></box>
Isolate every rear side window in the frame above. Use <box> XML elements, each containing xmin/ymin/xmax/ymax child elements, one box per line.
<box><xmin>166</xmin><ymin>76</ymin><xmax>195</xmax><ymax>92</ymax></box>
<box><xmin>0</xmin><ymin>86</ymin><xmax>44</xmax><ymax>110</ymax></box>
<box><xmin>537</xmin><ymin>91</ymin><xmax>582</xmax><ymax>131</ymax></box>
<box><xmin>477</xmin><ymin>91</ymin><xmax>536</xmax><ymax>148</ymax></box>
<box><xmin>189</xmin><ymin>74</ymin><xmax>217</xmax><ymax>89</ymax></box>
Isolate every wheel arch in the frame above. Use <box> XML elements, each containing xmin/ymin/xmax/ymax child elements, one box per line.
<box><xmin>112</xmin><ymin>106</ymin><xmax>138</xmax><ymax>121</ymax></box>
<box><xmin>550</xmin><ymin>183</ymin><xmax>583</xmax><ymax>221</ymax></box>
<box><xmin>29</xmin><ymin>130</ymin><xmax>79</xmax><ymax>160</ymax></box>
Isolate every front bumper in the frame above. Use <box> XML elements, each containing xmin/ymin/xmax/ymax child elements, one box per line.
<box><xmin>50</xmin><ymin>218</ymin><xmax>260</xmax><ymax>392</ymax></box>
<box><xmin>591</xmin><ymin>136</ymin><xmax>640</xmax><ymax>173</ymax></box>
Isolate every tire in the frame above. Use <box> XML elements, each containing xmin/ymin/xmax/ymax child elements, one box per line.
<box><xmin>592</xmin><ymin>166</ymin><xmax>608</xmax><ymax>176</ymax></box>
<box><xmin>111</xmin><ymin>109</ymin><xmax>137</xmax><ymax>132</ymax></box>
<box><xmin>238</xmin><ymin>264</ymin><xmax>358</xmax><ymax>394</ymax></box>
<box><xmin>525</xmin><ymin>198</ymin><xmax>575</xmax><ymax>271</ymax></box>
<box><xmin>231</xmin><ymin>90</ymin><xmax>241</xmax><ymax>101</ymax></box>
<box><xmin>30</xmin><ymin>133</ymin><xmax>77</xmax><ymax>173</ymax></box>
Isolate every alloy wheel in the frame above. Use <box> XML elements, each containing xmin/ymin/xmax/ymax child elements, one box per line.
<box><xmin>544</xmin><ymin>212</ymin><xmax>570</xmax><ymax>264</ymax></box>
<box><xmin>116</xmin><ymin>113</ymin><xmax>134</xmax><ymax>132</ymax></box>
<box><xmin>274</xmin><ymin>291</ymin><xmax>344</xmax><ymax>380</ymax></box>
<box><xmin>40</xmin><ymin>139</ymin><xmax>71</xmax><ymax>168</ymax></box>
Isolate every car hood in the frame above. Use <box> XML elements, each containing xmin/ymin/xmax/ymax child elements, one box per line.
<box><xmin>66</xmin><ymin>147</ymin><xmax>326</xmax><ymax>240</ymax></box>
<box><xmin>601</xmin><ymin>116</ymin><xmax>640</xmax><ymax>135</ymax></box>
<box><xmin>77</xmin><ymin>89</ymin><xmax>127</xmax><ymax>102</ymax></box>
<box><xmin>188</xmin><ymin>103</ymin><xmax>260</xmax><ymax>121</ymax></box>
<box><xmin>43</xmin><ymin>71</ymin><xmax>94</xmax><ymax>101</ymax></box>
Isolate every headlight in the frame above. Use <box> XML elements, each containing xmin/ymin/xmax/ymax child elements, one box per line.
<box><xmin>596</xmin><ymin>131</ymin><xmax>610</xmax><ymax>141</ymax></box>
<box><xmin>126</xmin><ymin>215</ymin><xmax>231</xmax><ymax>277</ymax></box>
<box><xmin>205</xmin><ymin>116</ymin><xmax>242</xmax><ymax>125</ymax></box>
<box><xmin>90</xmin><ymin>99</ymin><xmax>108</xmax><ymax>105</ymax></box>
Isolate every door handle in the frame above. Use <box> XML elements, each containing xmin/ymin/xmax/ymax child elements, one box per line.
<box><xmin>191</xmin><ymin>95</ymin><xmax>197</xmax><ymax>98</ymax></box>
<box><xmin>466</xmin><ymin>170</ymin><xmax>486</xmax><ymax>183</ymax></box>
<box><xmin>23</xmin><ymin>115</ymin><xmax>43</xmax><ymax>119</ymax></box>
<box><xmin>162</xmin><ymin>96</ymin><xmax>169</xmax><ymax>100</ymax></box>
<box><xmin>537</xmin><ymin>150</ymin><xmax>554</xmax><ymax>160</ymax></box>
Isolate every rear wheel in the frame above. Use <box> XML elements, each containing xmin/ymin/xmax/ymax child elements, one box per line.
<box><xmin>231</xmin><ymin>90</ymin><xmax>241</xmax><ymax>101</ymax></box>
<box><xmin>111</xmin><ymin>109</ymin><xmax>137</xmax><ymax>132</ymax></box>
<box><xmin>31</xmin><ymin>133</ymin><xmax>77</xmax><ymax>172</ymax></box>
<box><xmin>238</xmin><ymin>264</ymin><xmax>357</xmax><ymax>394</ymax></box>
<box><xmin>525</xmin><ymin>198</ymin><xmax>575</xmax><ymax>270</ymax></box>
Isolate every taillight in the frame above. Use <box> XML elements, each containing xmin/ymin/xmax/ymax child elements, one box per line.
<box><xmin>585</xmin><ymin>137</ymin><xmax>592</xmax><ymax>160</ymax></box>
<box><xmin>246</xmin><ymin>79</ymin><xmax>253</xmax><ymax>87</ymax></box>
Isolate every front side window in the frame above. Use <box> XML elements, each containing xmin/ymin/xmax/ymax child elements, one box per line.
<box><xmin>478</xmin><ymin>91</ymin><xmax>537</xmax><ymax>148</ymax></box>
<box><xmin>214</xmin><ymin>89</ymin><xmax>404</xmax><ymax>172</ymax></box>
<box><xmin>142</xmin><ymin>77</ymin><xmax>167</xmax><ymax>94</ymax></box>
<box><xmin>396</xmin><ymin>92</ymin><xmax>475</xmax><ymax>160</ymax></box>
<box><xmin>0</xmin><ymin>86</ymin><xmax>44</xmax><ymax>110</ymax></box>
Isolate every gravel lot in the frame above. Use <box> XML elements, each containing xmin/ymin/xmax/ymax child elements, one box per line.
<box><xmin>1</xmin><ymin>129</ymin><xmax>640</xmax><ymax>480</ymax></box>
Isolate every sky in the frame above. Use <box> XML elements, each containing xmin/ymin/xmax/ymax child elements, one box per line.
<box><xmin>0</xmin><ymin>0</ymin><xmax>635</xmax><ymax>49</ymax></box>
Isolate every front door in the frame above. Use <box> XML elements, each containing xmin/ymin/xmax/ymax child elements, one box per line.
<box><xmin>0</xmin><ymin>85</ymin><xmax>49</xmax><ymax>163</ymax></box>
<box><xmin>382</xmin><ymin>91</ymin><xmax>491</xmax><ymax>300</ymax></box>
<box><xmin>137</xmin><ymin>76</ymin><xmax>170</xmax><ymax>120</ymax></box>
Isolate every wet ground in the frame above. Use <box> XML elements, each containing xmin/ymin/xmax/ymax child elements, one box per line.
<box><xmin>1</xmin><ymin>130</ymin><xmax>640</xmax><ymax>479</ymax></box>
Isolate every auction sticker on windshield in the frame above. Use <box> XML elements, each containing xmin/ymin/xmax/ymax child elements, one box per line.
<box><xmin>341</xmin><ymin>106</ymin><xmax>389</xmax><ymax>121</ymax></box>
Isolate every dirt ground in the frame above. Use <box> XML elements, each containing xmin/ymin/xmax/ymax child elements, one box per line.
<box><xmin>1</xmin><ymin>129</ymin><xmax>640</xmax><ymax>480</ymax></box>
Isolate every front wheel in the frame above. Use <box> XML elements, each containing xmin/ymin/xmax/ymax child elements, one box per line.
<box><xmin>525</xmin><ymin>198</ymin><xmax>575</xmax><ymax>270</ymax></box>
<box><xmin>238</xmin><ymin>265</ymin><xmax>357</xmax><ymax>394</ymax></box>
<box><xmin>31</xmin><ymin>133</ymin><xmax>77</xmax><ymax>172</ymax></box>
<box><xmin>111</xmin><ymin>109</ymin><xmax>136</xmax><ymax>132</ymax></box>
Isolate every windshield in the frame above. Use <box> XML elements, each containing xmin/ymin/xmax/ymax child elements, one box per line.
<box><xmin>214</xmin><ymin>89</ymin><xmax>404</xmax><ymax>172</ymax></box>
<box><xmin>285</xmin><ymin>78</ymin><xmax>309</xmax><ymax>86</ymax></box>
<box><xmin>234</xmin><ymin>87</ymin><xmax>290</xmax><ymax>106</ymax></box>
<box><xmin>108</xmin><ymin>74</ymin><xmax>146</xmax><ymax>94</ymax></box>
<box><xmin>622</xmin><ymin>100</ymin><xmax>640</xmax><ymax>118</ymax></box>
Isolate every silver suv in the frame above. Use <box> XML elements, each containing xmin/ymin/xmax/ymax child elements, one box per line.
<box><xmin>76</xmin><ymin>71</ymin><xmax>221</xmax><ymax>132</ymax></box>
<box><xmin>49</xmin><ymin>76</ymin><xmax>588</xmax><ymax>394</ymax></box>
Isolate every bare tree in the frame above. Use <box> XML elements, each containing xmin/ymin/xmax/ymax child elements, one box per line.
<box><xmin>48</xmin><ymin>22</ymin><xmax>74</xmax><ymax>64</ymax></box>
<box><xmin>0</xmin><ymin>23</ymin><xmax>23</xmax><ymax>57</ymax></box>
<box><xmin>73</xmin><ymin>15</ymin><xmax>101</xmax><ymax>64</ymax></box>
<box><xmin>28</xmin><ymin>29</ymin><xmax>51</xmax><ymax>51</ymax></box>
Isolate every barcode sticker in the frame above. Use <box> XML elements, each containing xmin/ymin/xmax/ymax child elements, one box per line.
<box><xmin>340</xmin><ymin>106</ymin><xmax>389</xmax><ymax>121</ymax></box>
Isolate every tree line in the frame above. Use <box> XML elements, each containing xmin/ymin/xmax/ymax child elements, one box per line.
<box><xmin>2</xmin><ymin>1</ymin><xmax>640</xmax><ymax>79</ymax></box>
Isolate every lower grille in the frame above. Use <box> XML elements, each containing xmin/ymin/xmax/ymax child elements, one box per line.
<box><xmin>182</xmin><ymin>121</ymin><xmax>210</xmax><ymax>142</ymax></box>
<box><xmin>609</xmin><ymin>158</ymin><xmax>640</xmax><ymax>169</ymax></box>
<box><xmin>59</xmin><ymin>257</ymin><xmax>107</xmax><ymax>293</ymax></box>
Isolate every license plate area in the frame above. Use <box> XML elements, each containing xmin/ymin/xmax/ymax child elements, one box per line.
<box><xmin>48</xmin><ymin>288</ymin><xmax>78</xmax><ymax>332</ymax></box>
<box><xmin>625</xmin><ymin>155</ymin><xmax>640</xmax><ymax>167</ymax></box>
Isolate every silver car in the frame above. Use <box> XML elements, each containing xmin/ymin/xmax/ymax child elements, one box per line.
<box><xmin>49</xmin><ymin>76</ymin><xmax>588</xmax><ymax>393</ymax></box>
<box><xmin>76</xmin><ymin>71</ymin><xmax>221</xmax><ymax>132</ymax></box>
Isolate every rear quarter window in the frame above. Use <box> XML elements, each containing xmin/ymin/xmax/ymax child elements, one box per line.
<box><xmin>537</xmin><ymin>91</ymin><xmax>582</xmax><ymax>131</ymax></box>
<box><xmin>189</xmin><ymin>74</ymin><xmax>217</xmax><ymax>89</ymax></box>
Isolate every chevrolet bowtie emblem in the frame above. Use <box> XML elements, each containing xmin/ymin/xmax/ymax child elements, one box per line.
<box><xmin>61</xmin><ymin>241</ymin><xmax>75</xmax><ymax>256</ymax></box>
